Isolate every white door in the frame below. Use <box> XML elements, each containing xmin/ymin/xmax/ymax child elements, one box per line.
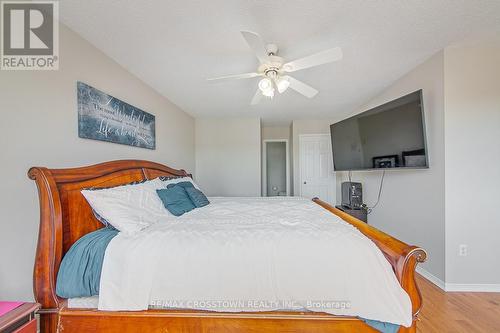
<box><xmin>299</xmin><ymin>134</ymin><xmax>336</xmax><ymax>205</ymax></box>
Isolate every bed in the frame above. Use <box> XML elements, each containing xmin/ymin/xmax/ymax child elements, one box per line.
<box><xmin>28</xmin><ymin>160</ymin><xmax>426</xmax><ymax>333</ymax></box>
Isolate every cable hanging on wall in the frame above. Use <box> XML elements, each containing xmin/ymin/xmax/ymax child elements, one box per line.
<box><xmin>364</xmin><ymin>170</ymin><xmax>386</xmax><ymax>214</ymax></box>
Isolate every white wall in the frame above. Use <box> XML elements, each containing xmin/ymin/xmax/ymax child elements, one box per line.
<box><xmin>0</xmin><ymin>25</ymin><xmax>195</xmax><ymax>301</ymax></box>
<box><xmin>195</xmin><ymin>118</ymin><xmax>261</xmax><ymax>196</ymax></box>
<box><xmin>444</xmin><ymin>39</ymin><xmax>500</xmax><ymax>285</ymax></box>
<box><xmin>335</xmin><ymin>52</ymin><xmax>446</xmax><ymax>281</ymax></box>
<box><xmin>261</xmin><ymin>126</ymin><xmax>291</xmax><ymax>141</ymax></box>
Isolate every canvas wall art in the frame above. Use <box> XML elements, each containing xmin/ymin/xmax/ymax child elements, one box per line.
<box><xmin>77</xmin><ymin>81</ymin><xmax>156</xmax><ymax>149</ymax></box>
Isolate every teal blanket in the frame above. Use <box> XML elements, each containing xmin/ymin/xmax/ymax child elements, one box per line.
<box><xmin>363</xmin><ymin>318</ymin><xmax>400</xmax><ymax>333</ymax></box>
<box><xmin>56</xmin><ymin>227</ymin><xmax>118</xmax><ymax>298</ymax></box>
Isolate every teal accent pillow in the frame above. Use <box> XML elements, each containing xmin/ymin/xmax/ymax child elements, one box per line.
<box><xmin>156</xmin><ymin>186</ymin><xmax>195</xmax><ymax>216</ymax></box>
<box><xmin>185</xmin><ymin>187</ymin><xmax>209</xmax><ymax>208</ymax></box>
<box><xmin>166</xmin><ymin>181</ymin><xmax>208</xmax><ymax>208</ymax></box>
<box><xmin>167</xmin><ymin>181</ymin><xmax>194</xmax><ymax>189</ymax></box>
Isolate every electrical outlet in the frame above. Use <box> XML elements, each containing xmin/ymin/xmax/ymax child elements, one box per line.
<box><xmin>459</xmin><ymin>244</ymin><xmax>468</xmax><ymax>256</ymax></box>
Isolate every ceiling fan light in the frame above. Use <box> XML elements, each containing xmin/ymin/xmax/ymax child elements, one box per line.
<box><xmin>276</xmin><ymin>77</ymin><xmax>290</xmax><ymax>93</ymax></box>
<box><xmin>262</xmin><ymin>88</ymin><xmax>274</xmax><ymax>98</ymax></box>
<box><xmin>258</xmin><ymin>78</ymin><xmax>273</xmax><ymax>92</ymax></box>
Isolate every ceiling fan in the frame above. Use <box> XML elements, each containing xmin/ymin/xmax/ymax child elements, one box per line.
<box><xmin>207</xmin><ymin>31</ymin><xmax>343</xmax><ymax>105</ymax></box>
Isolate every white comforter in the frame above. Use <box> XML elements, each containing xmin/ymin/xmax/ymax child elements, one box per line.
<box><xmin>99</xmin><ymin>197</ymin><xmax>412</xmax><ymax>327</ymax></box>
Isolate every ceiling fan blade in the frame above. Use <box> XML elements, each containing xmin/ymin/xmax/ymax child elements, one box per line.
<box><xmin>285</xmin><ymin>75</ymin><xmax>318</xmax><ymax>98</ymax></box>
<box><xmin>207</xmin><ymin>72</ymin><xmax>260</xmax><ymax>82</ymax></box>
<box><xmin>241</xmin><ymin>31</ymin><xmax>269</xmax><ymax>64</ymax></box>
<box><xmin>283</xmin><ymin>47</ymin><xmax>343</xmax><ymax>73</ymax></box>
<box><xmin>250</xmin><ymin>89</ymin><xmax>263</xmax><ymax>105</ymax></box>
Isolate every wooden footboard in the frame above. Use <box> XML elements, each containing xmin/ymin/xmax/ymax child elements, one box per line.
<box><xmin>28</xmin><ymin>160</ymin><xmax>426</xmax><ymax>333</ymax></box>
<box><xmin>312</xmin><ymin>198</ymin><xmax>427</xmax><ymax>326</ymax></box>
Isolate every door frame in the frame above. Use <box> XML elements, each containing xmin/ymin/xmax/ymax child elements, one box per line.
<box><xmin>298</xmin><ymin>133</ymin><xmax>335</xmax><ymax>199</ymax></box>
<box><xmin>262</xmin><ymin>139</ymin><xmax>290</xmax><ymax>196</ymax></box>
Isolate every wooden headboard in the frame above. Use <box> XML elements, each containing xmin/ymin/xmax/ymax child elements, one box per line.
<box><xmin>28</xmin><ymin>160</ymin><xmax>190</xmax><ymax>311</ymax></box>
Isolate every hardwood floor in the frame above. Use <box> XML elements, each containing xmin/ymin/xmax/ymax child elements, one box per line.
<box><xmin>416</xmin><ymin>274</ymin><xmax>500</xmax><ymax>332</ymax></box>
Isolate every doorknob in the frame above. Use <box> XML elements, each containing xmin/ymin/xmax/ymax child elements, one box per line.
<box><xmin>303</xmin><ymin>181</ymin><xmax>307</xmax><ymax>184</ymax></box>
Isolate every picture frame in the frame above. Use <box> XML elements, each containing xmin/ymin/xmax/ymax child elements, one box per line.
<box><xmin>77</xmin><ymin>81</ymin><xmax>156</xmax><ymax>149</ymax></box>
<box><xmin>372</xmin><ymin>155</ymin><xmax>399</xmax><ymax>168</ymax></box>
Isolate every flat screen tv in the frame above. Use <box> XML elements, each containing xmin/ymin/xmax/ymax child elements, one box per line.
<box><xmin>330</xmin><ymin>90</ymin><xmax>428</xmax><ymax>171</ymax></box>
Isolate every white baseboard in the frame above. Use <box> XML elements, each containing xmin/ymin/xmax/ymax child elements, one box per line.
<box><xmin>416</xmin><ymin>266</ymin><xmax>445</xmax><ymax>290</ymax></box>
<box><xmin>445</xmin><ymin>283</ymin><xmax>500</xmax><ymax>292</ymax></box>
<box><xmin>416</xmin><ymin>266</ymin><xmax>500</xmax><ymax>292</ymax></box>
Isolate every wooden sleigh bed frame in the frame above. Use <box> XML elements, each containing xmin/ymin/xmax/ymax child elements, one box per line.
<box><xmin>28</xmin><ymin>160</ymin><xmax>427</xmax><ymax>333</ymax></box>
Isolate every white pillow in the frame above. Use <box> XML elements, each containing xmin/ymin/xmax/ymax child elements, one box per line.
<box><xmin>161</xmin><ymin>176</ymin><xmax>201</xmax><ymax>190</ymax></box>
<box><xmin>81</xmin><ymin>178</ymin><xmax>169</xmax><ymax>234</ymax></box>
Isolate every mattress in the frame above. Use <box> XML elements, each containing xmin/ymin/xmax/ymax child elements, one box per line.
<box><xmin>68</xmin><ymin>295</ymin><xmax>99</xmax><ymax>309</ymax></box>
<box><xmin>95</xmin><ymin>197</ymin><xmax>412</xmax><ymax>327</ymax></box>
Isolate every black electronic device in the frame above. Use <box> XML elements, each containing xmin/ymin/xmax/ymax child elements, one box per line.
<box><xmin>341</xmin><ymin>181</ymin><xmax>363</xmax><ymax>209</ymax></box>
